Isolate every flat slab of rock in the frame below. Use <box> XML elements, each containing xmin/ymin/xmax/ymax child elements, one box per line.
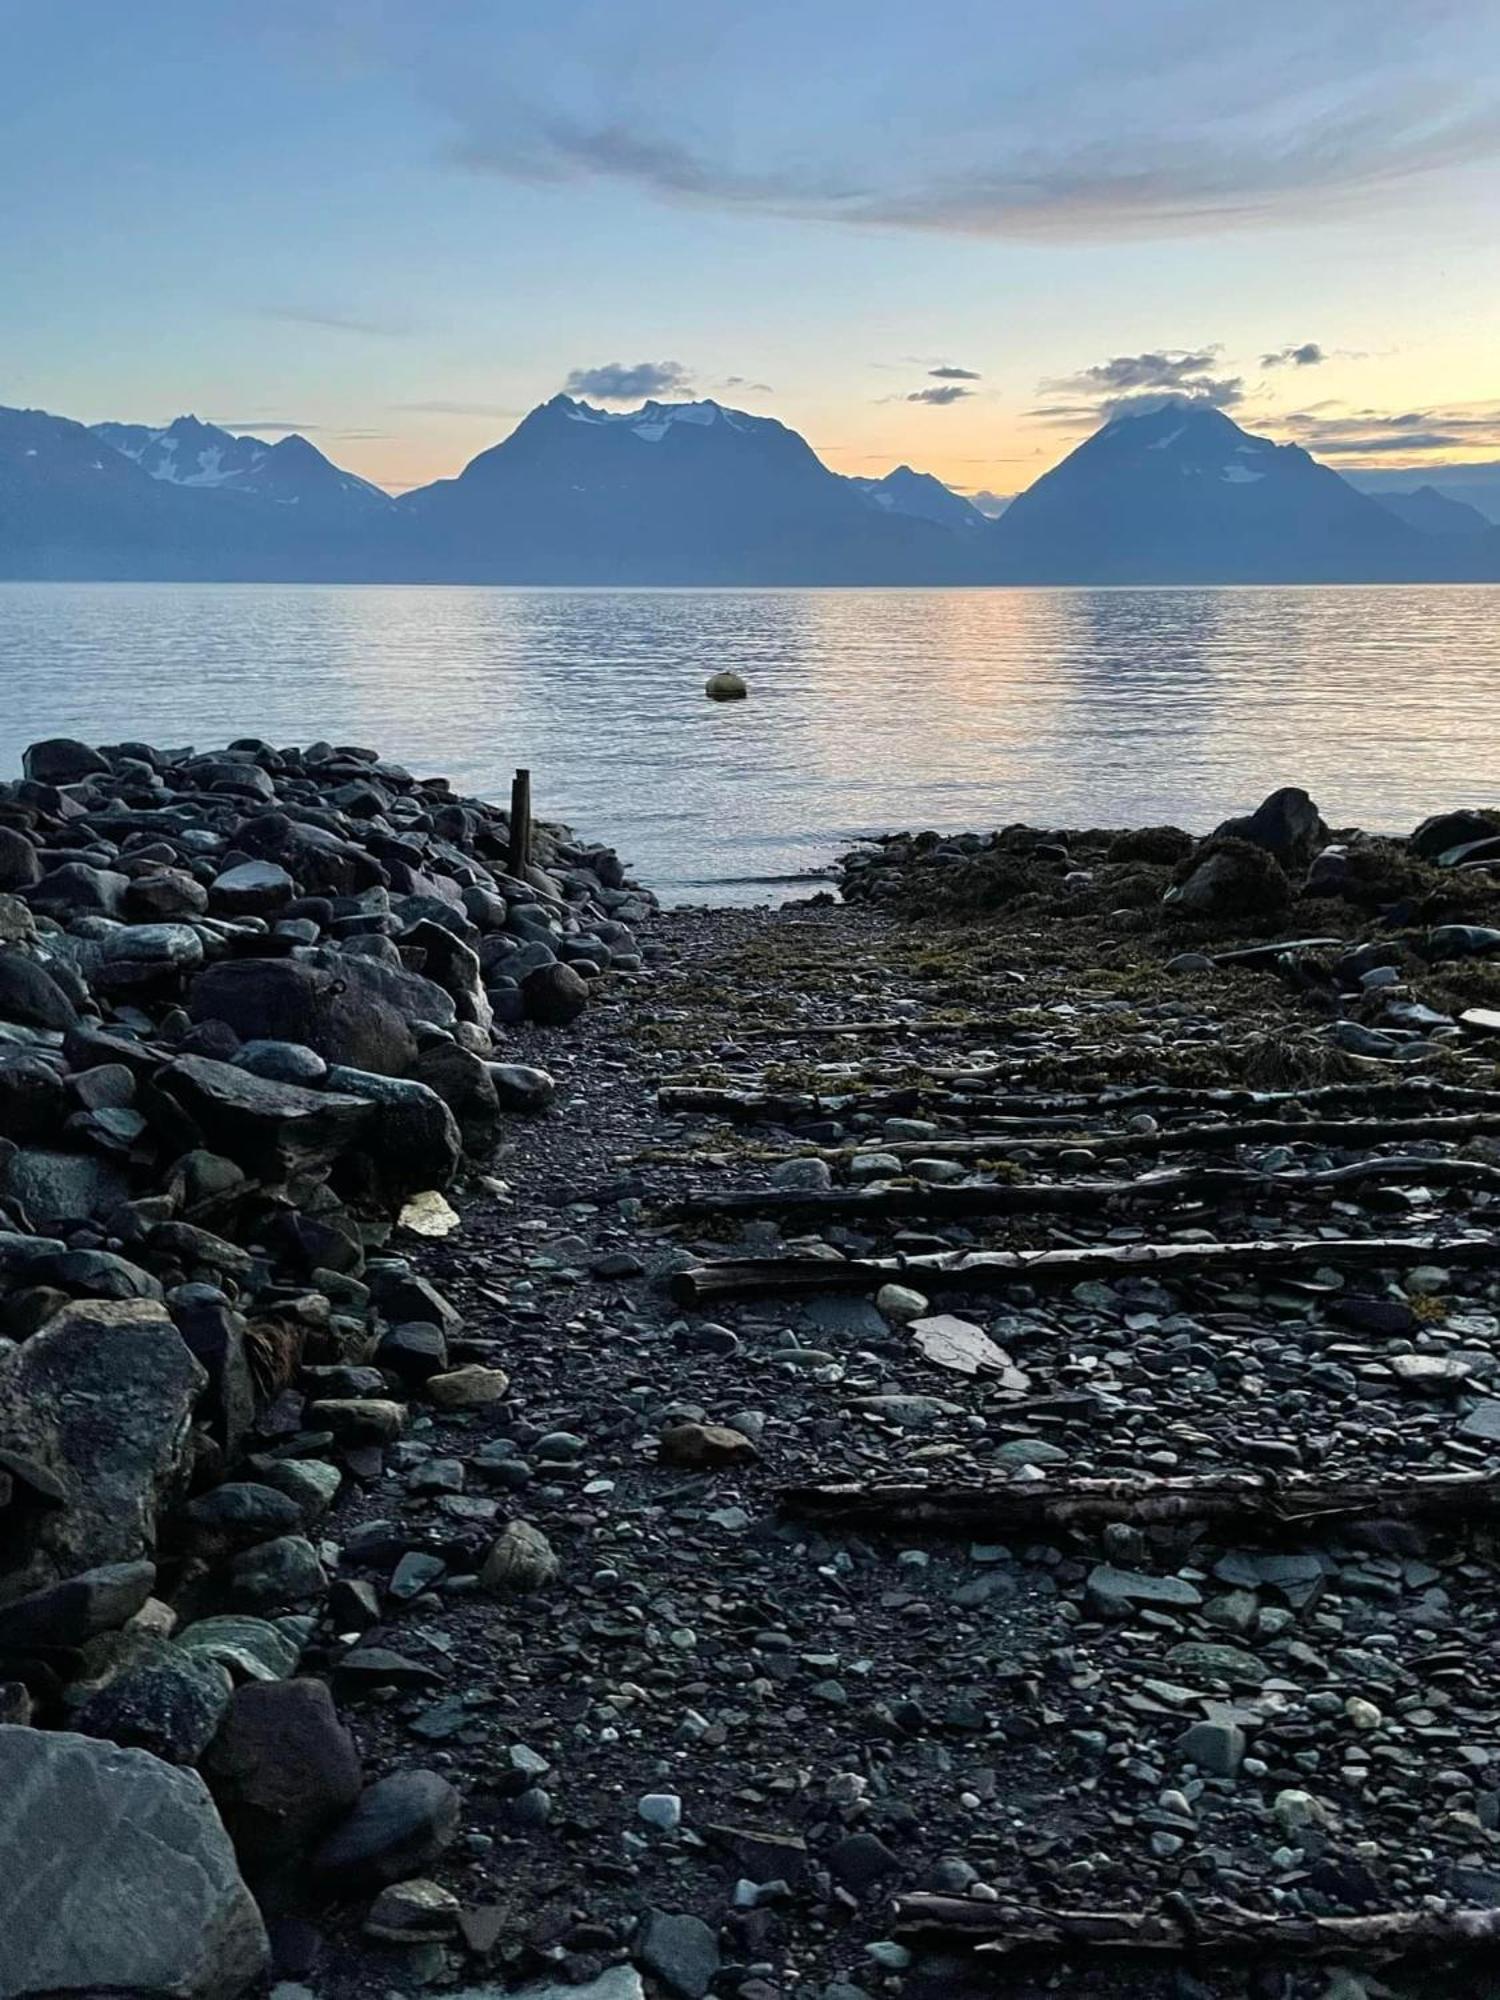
<box><xmin>0</xmin><ymin>1724</ymin><xmax>268</xmax><ymax>1999</ymax></box>
<box><xmin>157</xmin><ymin>1054</ymin><xmax>371</xmax><ymax>1177</ymax></box>
<box><xmin>0</xmin><ymin>1299</ymin><xmax>204</xmax><ymax>1598</ymax></box>
<box><xmin>909</xmin><ymin>1312</ymin><xmax>1029</xmax><ymax>1385</ymax></box>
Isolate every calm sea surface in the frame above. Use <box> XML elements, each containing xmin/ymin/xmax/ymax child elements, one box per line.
<box><xmin>2</xmin><ymin>583</ymin><xmax>1497</xmax><ymax>904</ymax></box>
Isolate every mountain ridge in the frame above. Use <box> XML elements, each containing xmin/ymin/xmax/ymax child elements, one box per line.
<box><xmin>3</xmin><ymin>393</ymin><xmax>1496</xmax><ymax>585</ymax></box>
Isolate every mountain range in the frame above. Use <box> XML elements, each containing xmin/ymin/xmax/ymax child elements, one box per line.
<box><xmin>2</xmin><ymin>392</ymin><xmax>1496</xmax><ymax>586</ymax></box>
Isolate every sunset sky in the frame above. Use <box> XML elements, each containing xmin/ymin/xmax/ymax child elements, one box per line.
<box><xmin>4</xmin><ymin>0</ymin><xmax>1499</xmax><ymax>501</ymax></box>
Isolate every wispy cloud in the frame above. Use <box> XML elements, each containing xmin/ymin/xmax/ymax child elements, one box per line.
<box><xmin>1262</xmin><ymin>341</ymin><xmax>1326</xmax><ymax>367</ymax></box>
<box><xmin>432</xmin><ymin>7</ymin><xmax>1500</xmax><ymax>244</ymax></box>
<box><xmin>563</xmin><ymin>359</ymin><xmax>692</xmax><ymax>401</ymax></box>
<box><xmin>906</xmin><ymin>384</ymin><xmax>974</xmax><ymax>406</ymax></box>
<box><xmin>216</xmin><ymin>419</ymin><xmax>321</xmax><ymax>432</ymax></box>
<box><xmin>1278</xmin><ymin>401</ymin><xmax>1500</xmax><ymax>460</ymax></box>
<box><xmin>929</xmin><ymin>365</ymin><xmax>981</xmax><ymax>381</ymax></box>
<box><xmin>260</xmin><ymin>306</ymin><xmax>411</xmax><ymax>337</ymax></box>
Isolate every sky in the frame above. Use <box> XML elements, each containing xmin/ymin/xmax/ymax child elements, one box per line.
<box><xmin>3</xmin><ymin>0</ymin><xmax>1499</xmax><ymax>503</ymax></box>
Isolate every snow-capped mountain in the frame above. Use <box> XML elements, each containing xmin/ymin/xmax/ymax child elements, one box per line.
<box><xmin>848</xmin><ymin>465</ymin><xmax>986</xmax><ymax>531</ymax></box>
<box><xmin>989</xmin><ymin>402</ymin><xmax>1437</xmax><ymax>584</ymax></box>
<box><xmin>4</xmin><ymin>391</ymin><xmax>1498</xmax><ymax>583</ymax></box>
<box><xmin>91</xmin><ymin>416</ymin><xmax>390</xmax><ymax>515</ymax></box>
<box><xmin>0</xmin><ymin>404</ymin><xmax>393</xmax><ymax>578</ymax></box>
<box><xmin>397</xmin><ymin>395</ymin><xmax>969</xmax><ymax>584</ymax></box>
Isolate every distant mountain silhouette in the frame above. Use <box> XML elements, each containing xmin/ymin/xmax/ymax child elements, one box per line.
<box><xmin>847</xmin><ymin>465</ymin><xmax>986</xmax><ymax>531</ymax></box>
<box><xmin>396</xmin><ymin>396</ymin><xmax>967</xmax><ymax>583</ymax></box>
<box><xmin>3</xmin><ymin>392</ymin><xmax>1496</xmax><ymax>584</ymax></box>
<box><xmin>1372</xmin><ymin>484</ymin><xmax>1493</xmax><ymax>539</ymax></box>
<box><xmin>989</xmin><ymin>402</ymin><xmax>1454</xmax><ymax>584</ymax></box>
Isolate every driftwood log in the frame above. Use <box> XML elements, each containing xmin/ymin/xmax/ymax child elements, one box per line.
<box><xmin>670</xmin><ymin>1232</ymin><xmax>1497</xmax><ymax>1305</ymax></box>
<box><xmin>892</xmin><ymin>1896</ymin><xmax>1500</xmax><ymax>1964</ymax></box>
<box><xmin>659</xmin><ymin>1076</ymin><xmax>1500</xmax><ymax>1125</ymax></box>
<box><xmin>674</xmin><ymin>1154</ymin><xmax>1500</xmax><ymax>1222</ymax></box>
<box><xmin>778</xmin><ymin>1468</ymin><xmax>1500</xmax><ymax>1536</ymax></box>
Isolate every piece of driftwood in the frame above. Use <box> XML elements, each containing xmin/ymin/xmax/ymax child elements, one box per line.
<box><xmin>779</xmin><ymin>1468</ymin><xmax>1500</xmax><ymax>1536</ymax></box>
<box><xmin>675</xmin><ymin>1154</ymin><xmax>1500</xmax><ymax>1222</ymax></box>
<box><xmin>879</xmin><ymin>1112</ymin><xmax>1500</xmax><ymax>1157</ymax></box>
<box><xmin>670</xmin><ymin>1232</ymin><xmax>1496</xmax><ymax>1304</ymax></box>
<box><xmin>900</xmin><ymin>1076</ymin><xmax>1500</xmax><ymax>1111</ymax></box>
<box><xmin>891</xmin><ymin>1897</ymin><xmax>1500</xmax><ymax>1963</ymax></box>
<box><xmin>658</xmin><ymin>1085</ymin><xmax>924</xmax><ymax>1122</ymax></box>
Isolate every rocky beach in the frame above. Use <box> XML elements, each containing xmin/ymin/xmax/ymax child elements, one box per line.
<box><xmin>3</xmin><ymin>745</ymin><xmax>1500</xmax><ymax>2000</ymax></box>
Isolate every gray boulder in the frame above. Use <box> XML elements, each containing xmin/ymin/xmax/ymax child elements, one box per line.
<box><xmin>0</xmin><ymin>1299</ymin><xmax>205</xmax><ymax>1600</ymax></box>
<box><xmin>1</xmin><ymin>1149</ymin><xmax>130</xmax><ymax>1232</ymax></box>
<box><xmin>156</xmin><ymin>1054</ymin><xmax>371</xmax><ymax>1177</ymax></box>
<box><xmin>0</xmin><ymin>950</ymin><xmax>77</xmax><ymax>1029</ymax></box>
<box><xmin>325</xmin><ymin>1066</ymin><xmax>462</xmax><ymax>1196</ymax></box>
<box><xmin>522</xmin><ymin>960</ymin><xmax>589</xmax><ymax>1026</ymax></box>
<box><xmin>72</xmin><ymin>1642</ymin><xmax>233</xmax><ymax>1765</ymax></box>
<box><xmin>0</xmin><ymin>827</ymin><xmax>40</xmax><ymax>891</ymax></box>
<box><xmin>26</xmin><ymin>862</ymin><xmax>130</xmax><ymax>918</ymax></box>
<box><xmin>208</xmin><ymin>860</ymin><xmax>296</xmax><ymax>917</ymax></box>
<box><xmin>22</xmin><ymin>738</ymin><xmax>111</xmax><ymax>783</ymax></box>
<box><xmin>0</xmin><ymin>1560</ymin><xmax>157</xmax><ymax>1653</ymax></box>
<box><xmin>488</xmin><ymin>1062</ymin><xmax>556</xmax><ymax>1115</ymax></box>
<box><xmin>0</xmin><ymin>1056</ymin><xmax>67</xmax><ymax>1141</ymax></box>
<box><xmin>0</xmin><ymin>1724</ymin><xmax>268</xmax><ymax>1998</ymax></box>
<box><xmin>188</xmin><ymin>957</ymin><xmax>417</xmax><ymax>1077</ymax></box>
<box><xmin>311</xmin><ymin>1767</ymin><xmax>461</xmax><ymax>1891</ymax></box>
<box><xmin>87</xmin><ymin>922</ymin><xmax>205</xmax><ymax>993</ymax></box>
<box><xmin>202</xmin><ymin>1677</ymin><xmax>363</xmax><ymax>1873</ymax></box>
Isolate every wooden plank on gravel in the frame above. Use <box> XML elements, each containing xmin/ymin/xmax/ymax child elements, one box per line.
<box><xmin>891</xmin><ymin>1898</ymin><xmax>1500</xmax><ymax>1964</ymax></box>
<box><xmin>779</xmin><ymin>1469</ymin><xmax>1500</xmax><ymax>1537</ymax></box>
<box><xmin>670</xmin><ymin>1233</ymin><xmax>1498</xmax><ymax>1304</ymax></box>
<box><xmin>673</xmin><ymin>1155</ymin><xmax>1500</xmax><ymax>1222</ymax></box>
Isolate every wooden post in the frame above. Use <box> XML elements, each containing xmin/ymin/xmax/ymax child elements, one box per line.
<box><xmin>508</xmin><ymin>767</ymin><xmax>532</xmax><ymax>879</ymax></box>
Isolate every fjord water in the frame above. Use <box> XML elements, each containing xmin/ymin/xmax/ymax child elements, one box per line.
<box><xmin>2</xmin><ymin>581</ymin><xmax>1497</xmax><ymax>904</ymax></box>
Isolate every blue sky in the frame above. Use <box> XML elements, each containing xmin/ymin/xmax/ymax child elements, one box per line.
<box><xmin>3</xmin><ymin>0</ymin><xmax>1498</xmax><ymax>497</ymax></box>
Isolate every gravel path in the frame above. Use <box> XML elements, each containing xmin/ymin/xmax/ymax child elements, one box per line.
<box><xmin>301</xmin><ymin>896</ymin><xmax>1500</xmax><ymax>2000</ymax></box>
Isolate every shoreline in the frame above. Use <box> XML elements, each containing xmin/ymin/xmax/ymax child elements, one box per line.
<box><xmin>3</xmin><ymin>748</ymin><xmax>1500</xmax><ymax>1999</ymax></box>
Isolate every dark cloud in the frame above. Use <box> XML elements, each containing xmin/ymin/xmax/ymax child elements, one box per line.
<box><xmin>929</xmin><ymin>365</ymin><xmax>981</xmax><ymax>380</ymax></box>
<box><xmin>1278</xmin><ymin>402</ymin><xmax>1500</xmax><ymax>459</ymax></box>
<box><xmin>1263</xmin><ymin>341</ymin><xmax>1326</xmax><ymax>367</ymax></box>
<box><xmin>906</xmin><ymin>384</ymin><xmax>974</xmax><ymax>405</ymax></box>
<box><xmin>722</xmin><ymin>375</ymin><xmax>775</xmax><ymax>393</ymax></box>
<box><xmin>1034</xmin><ymin>349</ymin><xmax>1243</xmax><ymax>424</ymax></box>
<box><xmin>563</xmin><ymin>360</ymin><xmax>692</xmax><ymax>401</ymax></box>
<box><xmin>216</xmin><ymin>420</ymin><xmax>322</xmax><ymax>432</ymax></box>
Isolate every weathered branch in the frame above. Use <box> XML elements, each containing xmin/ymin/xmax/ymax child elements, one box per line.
<box><xmin>670</xmin><ymin>1232</ymin><xmax>1496</xmax><ymax>1304</ymax></box>
<box><xmin>779</xmin><ymin>1468</ymin><xmax>1500</xmax><ymax>1537</ymax></box>
<box><xmin>892</xmin><ymin>1897</ymin><xmax>1500</xmax><ymax>1964</ymax></box>
<box><xmin>674</xmin><ymin>1154</ymin><xmax>1500</xmax><ymax>1222</ymax></box>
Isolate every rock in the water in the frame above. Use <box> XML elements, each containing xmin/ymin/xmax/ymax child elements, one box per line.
<box><xmin>311</xmin><ymin>1767</ymin><xmax>461</xmax><ymax>1891</ymax></box>
<box><xmin>0</xmin><ymin>1299</ymin><xmax>205</xmax><ymax>1599</ymax></box>
<box><xmin>705</xmin><ymin>672</ymin><xmax>748</xmax><ymax>701</ymax></box>
<box><xmin>0</xmin><ymin>1723</ymin><xmax>268</xmax><ymax>1999</ymax></box>
<box><xmin>202</xmin><ymin>1677</ymin><xmax>363</xmax><ymax>1873</ymax></box>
